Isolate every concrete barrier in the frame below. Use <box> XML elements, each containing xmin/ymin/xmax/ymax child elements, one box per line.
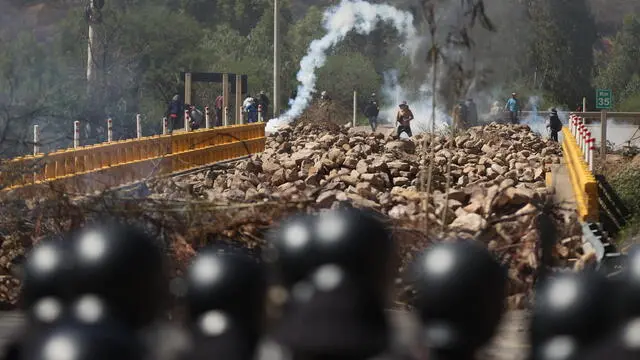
<box><xmin>0</xmin><ymin>123</ymin><xmax>266</xmax><ymax>196</ymax></box>
<box><xmin>561</xmin><ymin>127</ymin><xmax>598</xmax><ymax>222</ymax></box>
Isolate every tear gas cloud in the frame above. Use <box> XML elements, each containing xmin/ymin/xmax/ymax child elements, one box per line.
<box><xmin>266</xmin><ymin>0</ymin><xmax>418</xmax><ymax>132</ymax></box>
<box><xmin>378</xmin><ymin>70</ymin><xmax>452</xmax><ymax>134</ymax></box>
<box><xmin>266</xmin><ymin>0</ymin><xmax>552</xmax><ymax>135</ymax></box>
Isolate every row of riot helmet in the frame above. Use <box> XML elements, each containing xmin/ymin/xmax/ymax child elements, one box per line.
<box><xmin>6</xmin><ymin>206</ymin><xmax>640</xmax><ymax>360</ymax></box>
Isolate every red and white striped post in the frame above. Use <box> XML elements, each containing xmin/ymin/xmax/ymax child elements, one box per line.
<box><xmin>205</xmin><ymin>106</ymin><xmax>210</xmax><ymax>129</ymax></box>
<box><xmin>584</xmin><ymin>131</ymin><xmax>591</xmax><ymax>161</ymax></box>
<box><xmin>581</xmin><ymin>121</ymin><xmax>588</xmax><ymax>155</ymax></box>
<box><xmin>33</xmin><ymin>125</ymin><xmax>39</xmax><ymax>156</ymax></box>
<box><xmin>587</xmin><ymin>137</ymin><xmax>596</xmax><ymax>172</ymax></box>
<box><xmin>136</xmin><ymin>114</ymin><xmax>142</xmax><ymax>139</ymax></box>
<box><xmin>569</xmin><ymin>114</ymin><xmax>575</xmax><ymax>136</ymax></box>
<box><xmin>162</xmin><ymin>117</ymin><xmax>168</xmax><ymax>135</ymax></box>
<box><xmin>258</xmin><ymin>104</ymin><xmax>263</xmax><ymax>122</ymax></box>
<box><xmin>107</xmin><ymin>118</ymin><xmax>113</xmax><ymax>142</ymax></box>
<box><xmin>73</xmin><ymin>121</ymin><xmax>80</xmax><ymax>148</ymax></box>
<box><xmin>571</xmin><ymin>114</ymin><xmax>578</xmax><ymax>137</ymax></box>
<box><xmin>578</xmin><ymin>120</ymin><xmax>585</xmax><ymax>153</ymax></box>
<box><xmin>184</xmin><ymin>109</ymin><xmax>190</xmax><ymax>131</ymax></box>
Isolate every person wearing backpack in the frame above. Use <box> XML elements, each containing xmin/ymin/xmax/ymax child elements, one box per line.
<box><xmin>547</xmin><ymin>108</ymin><xmax>562</xmax><ymax>142</ymax></box>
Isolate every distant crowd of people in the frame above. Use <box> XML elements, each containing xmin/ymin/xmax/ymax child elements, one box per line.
<box><xmin>166</xmin><ymin>89</ymin><xmax>564</xmax><ymax>142</ymax></box>
<box><xmin>164</xmin><ymin>90</ymin><xmax>270</xmax><ymax>132</ymax></box>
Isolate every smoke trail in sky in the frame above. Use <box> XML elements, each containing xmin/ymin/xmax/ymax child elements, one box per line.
<box><xmin>265</xmin><ymin>0</ymin><xmax>417</xmax><ymax>133</ymax></box>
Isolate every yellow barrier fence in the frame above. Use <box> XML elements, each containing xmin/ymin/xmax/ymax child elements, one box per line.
<box><xmin>0</xmin><ymin>123</ymin><xmax>266</xmax><ymax>196</ymax></box>
<box><xmin>561</xmin><ymin>127</ymin><xmax>598</xmax><ymax>222</ymax></box>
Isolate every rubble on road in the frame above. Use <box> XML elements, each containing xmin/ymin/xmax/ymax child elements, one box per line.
<box><xmin>0</xmin><ymin>107</ymin><xmax>586</xmax><ymax>309</ymax></box>
<box><xmin>144</xmin><ymin>119</ymin><xmax>586</xmax><ymax>309</ymax></box>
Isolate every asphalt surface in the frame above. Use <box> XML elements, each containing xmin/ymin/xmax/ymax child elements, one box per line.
<box><xmin>0</xmin><ymin>310</ymin><xmax>529</xmax><ymax>358</ymax></box>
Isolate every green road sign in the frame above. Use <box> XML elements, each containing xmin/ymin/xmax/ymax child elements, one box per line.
<box><xmin>596</xmin><ymin>89</ymin><xmax>613</xmax><ymax>109</ymax></box>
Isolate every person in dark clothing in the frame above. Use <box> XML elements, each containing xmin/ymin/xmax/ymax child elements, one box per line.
<box><xmin>166</xmin><ymin>94</ymin><xmax>183</xmax><ymax>132</ymax></box>
<box><xmin>188</xmin><ymin>105</ymin><xmax>204</xmax><ymax>130</ymax></box>
<box><xmin>214</xmin><ymin>95</ymin><xmax>224</xmax><ymax>126</ymax></box>
<box><xmin>257</xmin><ymin>91</ymin><xmax>269</xmax><ymax>121</ymax></box>
<box><xmin>396</xmin><ymin>101</ymin><xmax>414</xmax><ymax>137</ymax></box>
<box><xmin>453</xmin><ymin>100</ymin><xmax>469</xmax><ymax>130</ymax></box>
<box><xmin>547</xmin><ymin>108</ymin><xmax>562</xmax><ymax>142</ymax></box>
<box><xmin>465</xmin><ymin>98</ymin><xmax>478</xmax><ymax>126</ymax></box>
<box><xmin>246</xmin><ymin>100</ymin><xmax>258</xmax><ymax>123</ymax></box>
<box><xmin>363</xmin><ymin>94</ymin><xmax>380</xmax><ymax>132</ymax></box>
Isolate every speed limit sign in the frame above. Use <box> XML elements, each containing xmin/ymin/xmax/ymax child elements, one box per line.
<box><xmin>596</xmin><ymin>89</ymin><xmax>613</xmax><ymax>109</ymax></box>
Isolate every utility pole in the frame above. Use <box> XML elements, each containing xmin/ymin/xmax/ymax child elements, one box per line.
<box><xmin>273</xmin><ymin>0</ymin><xmax>280</xmax><ymax>118</ymax></box>
<box><xmin>85</xmin><ymin>0</ymin><xmax>104</xmax><ymax>95</ymax></box>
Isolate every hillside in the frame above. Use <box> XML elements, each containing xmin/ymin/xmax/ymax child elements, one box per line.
<box><xmin>1</xmin><ymin>0</ymin><xmax>638</xmax><ymax>39</ymax></box>
<box><xmin>589</xmin><ymin>0</ymin><xmax>640</xmax><ymax>34</ymax></box>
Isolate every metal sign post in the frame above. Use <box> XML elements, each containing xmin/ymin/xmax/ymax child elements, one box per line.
<box><xmin>596</xmin><ymin>89</ymin><xmax>612</xmax><ymax>164</ymax></box>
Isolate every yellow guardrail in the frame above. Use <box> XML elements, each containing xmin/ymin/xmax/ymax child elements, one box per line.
<box><xmin>0</xmin><ymin>123</ymin><xmax>266</xmax><ymax>196</ymax></box>
<box><xmin>561</xmin><ymin>127</ymin><xmax>598</xmax><ymax>222</ymax></box>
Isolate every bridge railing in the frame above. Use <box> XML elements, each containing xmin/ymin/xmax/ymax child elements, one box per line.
<box><xmin>562</xmin><ymin>114</ymin><xmax>598</xmax><ymax>222</ymax></box>
<box><xmin>0</xmin><ymin>123</ymin><xmax>266</xmax><ymax>197</ymax></box>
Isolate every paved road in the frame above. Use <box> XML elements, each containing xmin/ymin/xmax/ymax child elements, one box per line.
<box><xmin>0</xmin><ymin>310</ymin><xmax>528</xmax><ymax>358</ymax></box>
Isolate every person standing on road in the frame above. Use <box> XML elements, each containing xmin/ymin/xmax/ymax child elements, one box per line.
<box><xmin>363</xmin><ymin>93</ymin><xmax>380</xmax><ymax>132</ymax></box>
<box><xmin>396</xmin><ymin>101</ymin><xmax>414</xmax><ymax>137</ymax></box>
<box><xmin>547</xmin><ymin>108</ymin><xmax>562</xmax><ymax>142</ymax></box>
<box><xmin>246</xmin><ymin>98</ymin><xmax>258</xmax><ymax>123</ymax></box>
<box><xmin>214</xmin><ymin>94</ymin><xmax>223</xmax><ymax>126</ymax></box>
<box><xmin>319</xmin><ymin>91</ymin><xmax>332</xmax><ymax>122</ymax></box>
<box><xmin>243</xmin><ymin>94</ymin><xmax>254</xmax><ymax>123</ymax></box>
<box><xmin>188</xmin><ymin>104</ymin><xmax>203</xmax><ymax>130</ymax></box>
<box><xmin>166</xmin><ymin>94</ymin><xmax>183</xmax><ymax>131</ymax></box>
<box><xmin>453</xmin><ymin>100</ymin><xmax>469</xmax><ymax>130</ymax></box>
<box><xmin>466</xmin><ymin>98</ymin><xmax>478</xmax><ymax>126</ymax></box>
<box><xmin>257</xmin><ymin>91</ymin><xmax>270</xmax><ymax>121</ymax></box>
<box><xmin>504</xmin><ymin>92</ymin><xmax>521</xmax><ymax>124</ymax></box>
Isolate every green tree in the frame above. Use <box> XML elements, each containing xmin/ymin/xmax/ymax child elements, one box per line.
<box><xmin>316</xmin><ymin>53</ymin><xmax>381</xmax><ymax>109</ymax></box>
<box><xmin>0</xmin><ymin>31</ymin><xmax>82</xmax><ymax>157</ymax></box>
<box><xmin>528</xmin><ymin>0</ymin><xmax>598</xmax><ymax>107</ymax></box>
<box><xmin>595</xmin><ymin>14</ymin><xmax>640</xmax><ymax>109</ymax></box>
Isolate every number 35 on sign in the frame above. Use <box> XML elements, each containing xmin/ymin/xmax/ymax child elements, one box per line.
<box><xmin>596</xmin><ymin>89</ymin><xmax>613</xmax><ymax>109</ymax></box>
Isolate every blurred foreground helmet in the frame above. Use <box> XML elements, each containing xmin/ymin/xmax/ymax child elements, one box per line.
<box><xmin>311</xmin><ymin>208</ymin><xmax>393</xmax><ymax>296</ymax></box>
<box><xmin>183</xmin><ymin>248</ymin><xmax>267</xmax><ymax>360</ymax></box>
<box><xmin>267</xmin><ymin>213</ymin><xmax>318</xmax><ymax>287</ymax></box>
<box><xmin>185</xmin><ymin>247</ymin><xmax>266</xmax><ymax>326</ymax></box>
<box><xmin>530</xmin><ymin>271</ymin><xmax>618</xmax><ymax>360</ymax></box>
<box><xmin>617</xmin><ymin>245</ymin><xmax>640</xmax><ymax>318</ymax></box>
<box><xmin>21</xmin><ymin>237</ymin><xmax>74</xmax><ymax>310</ymax></box>
<box><xmin>270</xmin><ymin>208</ymin><xmax>394</xmax><ymax>358</ymax></box>
<box><xmin>22</xmin><ymin>318</ymin><xmax>142</xmax><ymax>360</ymax></box>
<box><xmin>69</xmin><ymin>222</ymin><xmax>168</xmax><ymax>328</ymax></box>
<box><xmin>411</xmin><ymin>240</ymin><xmax>507</xmax><ymax>354</ymax></box>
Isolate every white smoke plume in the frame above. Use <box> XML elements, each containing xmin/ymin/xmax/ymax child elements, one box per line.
<box><xmin>266</xmin><ymin>0</ymin><xmax>418</xmax><ymax>133</ymax></box>
<box><xmin>378</xmin><ymin>70</ymin><xmax>452</xmax><ymax>136</ymax></box>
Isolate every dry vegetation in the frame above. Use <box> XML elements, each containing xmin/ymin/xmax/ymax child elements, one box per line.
<box><xmin>0</xmin><ymin>102</ymin><xmax>593</xmax><ymax>310</ymax></box>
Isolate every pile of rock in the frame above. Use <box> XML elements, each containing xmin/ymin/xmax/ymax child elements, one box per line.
<box><xmin>146</xmin><ymin>120</ymin><xmax>587</xmax><ymax>309</ymax></box>
<box><xmin>151</xmin><ymin>121</ymin><xmax>561</xmax><ymax>220</ymax></box>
